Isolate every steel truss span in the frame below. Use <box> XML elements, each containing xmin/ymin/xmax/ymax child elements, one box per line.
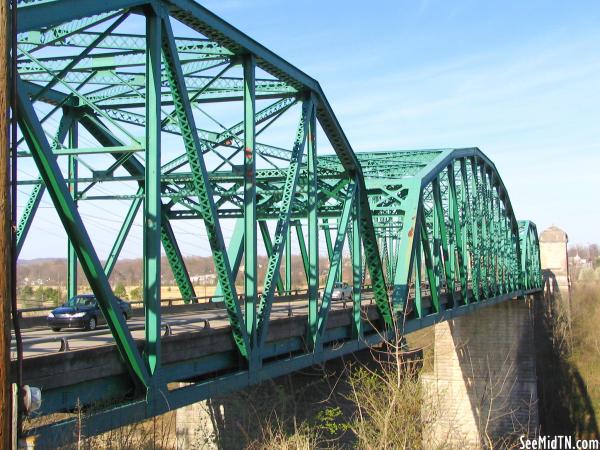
<box><xmin>13</xmin><ymin>0</ymin><xmax>542</xmax><ymax>443</ymax></box>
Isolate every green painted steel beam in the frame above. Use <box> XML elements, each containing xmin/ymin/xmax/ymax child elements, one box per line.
<box><xmin>215</xmin><ymin>218</ymin><xmax>246</xmax><ymax>299</ymax></box>
<box><xmin>307</xmin><ymin>103</ymin><xmax>319</xmax><ymax>341</ymax></box>
<box><xmin>258</xmin><ymin>221</ymin><xmax>284</xmax><ymax>295</ymax></box>
<box><xmin>104</xmin><ymin>187</ymin><xmax>144</xmax><ymax>278</ymax></box>
<box><xmin>18</xmin><ymin>144</ymin><xmax>145</xmax><ymax>157</ymax></box>
<box><xmin>16</xmin><ymin>76</ymin><xmax>150</xmax><ymax>387</ymax></box>
<box><xmin>351</xmin><ymin>203</ymin><xmax>362</xmax><ymax>339</ymax></box>
<box><xmin>256</xmin><ymin>99</ymin><xmax>312</xmax><ymax>348</ymax></box>
<box><xmin>389</xmin><ymin>182</ymin><xmax>420</xmax><ymax>315</ymax></box>
<box><xmin>143</xmin><ymin>7</ymin><xmax>162</xmax><ymax>377</ymax></box>
<box><xmin>17</xmin><ymin>109</ymin><xmax>77</xmax><ymax>256</ymax></box>
<box><xmin>67</xmin><ymin>122</ymin><xmax>79</xmax><ymax>299</ymax></box>
<box><xmin>315</xmin><ymin>184</ymin><xmax>355</xmax><ymax>349</ymax></box>
<box><xmin>16</xmin><ymin>181</ymin><xmax>44</xmax><ymax>258</ymax></box>
<box><xmin>17</xmin><ymin>0</ymin><xmax>148</xmax><ymax>33</ymax></box>
<box><xmin>294</xmin><ymin>222</ymin><xmax>309</xmax><ymax>285</ymax></box>
<box><xmin>160</xmin><ymin>210</ymin><xmax>197</xmax><ymax>303</ymax></box>
<box><xmin>243</xmin><ymin>53</ymin><xmax>258</xmax><ymax>351</ymax></box>
<box><xmin>160</xmin><ymin>14</ymin><xmax>249</xmax><ymax>357</ymax></box>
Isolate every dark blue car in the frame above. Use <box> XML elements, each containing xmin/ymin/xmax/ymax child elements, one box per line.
<box><xmin>47</xmin><ymin>294</ymin><xmax>132</xmax><ymax>332</ymax></box>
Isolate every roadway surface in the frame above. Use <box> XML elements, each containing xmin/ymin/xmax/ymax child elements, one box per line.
<box><xmin>12</xmin><ymin>296</ymin><xmax>365</xmax><ymax>358</ymax></box>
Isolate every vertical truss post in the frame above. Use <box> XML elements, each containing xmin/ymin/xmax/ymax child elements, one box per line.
<box><xmin>501</xmin><ymin>207</ymin><xmax>509</xmax><ymax>293</ymax></box>
<box><xmin>459</xmin><ymin>159</ymin><xmax>474</xmax><ymax>301</ymax></box>
<box><xmin>393</xmin><ymin>233</ymin><xmax>401</xmax><ymax>282</ymax></box>
<box><xmin>448</xmin><ymin>164</ymin><xmax>468</xmax><ymax>302</ymax></box>
<box><xmin>215</xmin><ymin>218</ymin><xmax>245</xmax><ymax>299</ymax></box>
<box><xmin>323</xmin><ymin>218</ymin><xmax>333</xmax><ymax>260</ymax></box>
<box><xmin>444</xmin><ymin>174</ymin><xmax>457</xmax><ymax>299</ymax></box>
<box><xmin>242</xmin><ymin>54</ymin><xmax>257</xmax><ymax>349</ymax></box>
<box><xmin>485</xmin><ymin>172</ymin><xmax>495</xmax><ymax>294</ymax></box>
<box><xmin>294</xmin><ymin>222</ymin><xmax>309</xmax><ymax>284</ymax></box>
<box><xmin>414</xmin><ymin>246</ymin><xmax>423</xmax><ymax>318</ymax></box>
<box><xmin>431</xmin><ymin>200</ymin><xmax>442</xmax><ymax>300</ymax></box>
<box><xmin>67</xmin><ymin>121</ymin><xmax>78</xmax><ymax>299</ymax></box>
<box><xmin>506</xmin><ymin>217</ymin><xmax>514</xmax><ymax>291</ymax></box>
<box><xmin>419</xmin><ymin>208</ymin><xmax>440</xmax><ymax>313</ymax></box>
<box><xmin>258</xmin><ymin>221</ymin><xmax>284</xmax><ymax>295</ymax></box>
<box><xmin>351</xmin><ymin>203</ymin><xmax>362</xmax><ymax>339</ymax></box>
<box><xmin>390</xmin><ymin>182</ymin><xmax>420</xmax><ymax>313</ymax></box>
<box><xmin>357</xmin><ymin>187</ymin><xmax>393</xmax><ymax>330</ymax></box>
<box><xmin>257</xmin><ymin>99</ymin><xmax>312</xmax><ymax>348</ymax></box>
<box><xmin>432</xmin><ymin>176</ymin><xmax>454</xmax><ymax>301</ymax></box>
<box><xmin>495</xmin><ymin>187</ymin><xmax>503</xmax><ymax>292</ymax></box>
<box><xmin>315</xmin><ymin>184</ymin><xmax>355</xmax><ymax>349</ymax></box>
<box><xmin>381</xmin><ymin>234</ymin><xmax>390</xmax><ymax>284</ymax></box>
<box><xmin>307</xmin><ymin>103</ymin><xmax>318</xmax><ymax>343</ymax></box>
<box><xmin>478</xmin><ymin>165</ymin><xmax>490</xmax><ymax>297</ymax></box>
<box><xmin>337</xmin><ymin>217</ymin><xmax>343</xmax><ymax>283</ymax></box>
<box><xmin>466</xmin><ymin>158</ymin><xmax>480</xmax><ymax>300</ymax></box>
<box><xmin>285</xmin><ymin>227</ymin><xmax>291</xmax><ymax>293</ymax></box>
<box><xmin>143</xmin><ymin>8</ymin><xmax>162</xmax><ymax>376</ymax></box>
<box><xmin>508</xmin><ymin>222</ymin><xmax>515</xmax><ymax>291</ymax></box>
<box><xmin>489</xmin><ymin>182</ymin><xmax>499</xmax><ymax>295</ymax></box>
<box><xmin>16</xmin><ymin>78</ymin><xmax>149</xmax><ymax>387</ymax></box>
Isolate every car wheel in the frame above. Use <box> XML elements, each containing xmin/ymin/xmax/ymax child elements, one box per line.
<box><xmin>86</xmin><ymin>317</ymin><xmax>97</xmax><ymax>331</ymax></box>
<box><xmin>51</xmin><ymin>327</ymin><xmax>61</xmax><ymax>332</ymax></box>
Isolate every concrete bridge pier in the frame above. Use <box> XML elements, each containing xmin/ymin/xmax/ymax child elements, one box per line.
<box><xmin>422</xmin><ymin>299</ymin><xmax>539</xmax><ymax>448</ymax></box>
<box><xmin>539</xmin><ymin>226</ymin><xmax>571</xmax><ymax>321</ymax></box>
<box><xmin>175</xmin><ymin>388</ymin><xmax>222</xmax><ymax>449</ymax></box>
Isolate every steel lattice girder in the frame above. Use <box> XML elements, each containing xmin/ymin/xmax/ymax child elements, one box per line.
<box><xmin>13</xmin><ymin>0</ymin><xmax>542</xmax><ymax>443</ymax></box>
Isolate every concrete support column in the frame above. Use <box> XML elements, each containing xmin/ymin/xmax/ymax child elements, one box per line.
<box><xmin>539</xmin><ymin>225</ymin><xmax>571</xmax><ymax>319</ymax></box>
<box><xmin>175</xmin><ymin>387</ymin><xmax>223</xmax><ymax>450</ymax></box>
<box><xmin>422</xmin><ymin>300</ymin><xmax>539</xmax><ymax>448</ymax></box>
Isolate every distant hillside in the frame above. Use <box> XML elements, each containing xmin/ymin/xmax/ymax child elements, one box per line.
<box><xmin>17</xmin><ymin>255</ymin><xmax>341</xmax><ymax>288</ymax></box>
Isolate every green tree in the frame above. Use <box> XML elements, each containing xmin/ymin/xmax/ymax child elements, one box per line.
<box><xmin>129</xmin><ymin>286</ymin><xmax>141</xmax><ymax>300</ymax></box>
<box><xmin>114</xmin><ymin>282</ymin><xmax>127</xmax><ymax>299</ymax></box>
<box><xmin>34</xmin><ymin>286</ymin><xmax>63</xmax><ymax>305</ymax></box>
<box><xmin>20</xmin><ymin>285</ymin><xmax>34</xmax><ymax>298</ymax></box>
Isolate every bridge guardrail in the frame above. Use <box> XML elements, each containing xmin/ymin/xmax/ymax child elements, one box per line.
<box><xmin>15</xmin><ymin>286</ymin><xmax>375</xmax><ymax>325</ymax></box>
<box><xmin>15</xmin><ymin>286</ymin><xmax>499</xmax><ymax>355</ymax></box>
<box><xmin>15</xmin><ymin>298</ymin><xmax>357</xmax><ymax>353</ymax></box>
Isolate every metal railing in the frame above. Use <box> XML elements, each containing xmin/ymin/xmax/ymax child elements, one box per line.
<box><xmin>16</xmin><ymin>286</ymin><xmax>375</xmax><ymax>318</ymax></box>
<box><xmin>15</xmin><ymin>297</ymin><xmax>362</xmax><ymax>353</ymax></box>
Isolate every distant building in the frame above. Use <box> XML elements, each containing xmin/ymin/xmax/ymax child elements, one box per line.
<box><xmin>190</xmin><ymin>274</ymin><xmax>217</xmax><ymax>284</ymax></box>
<box><xmin>570</xmin><ymin>253</ymin><xmax>592</xmax><ymax>269</ymax></box>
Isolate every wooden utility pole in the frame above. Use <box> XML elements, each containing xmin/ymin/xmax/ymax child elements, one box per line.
<box><xmin>0</xmin><ymin>0</ymin><xmax>12</xmax><ymax>448</ymax></box>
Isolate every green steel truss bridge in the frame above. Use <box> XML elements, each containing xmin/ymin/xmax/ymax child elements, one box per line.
<box><xmin>13</xmin><ymin>0</ymin><xmax>542</xmax><ymax>442</ymax></box>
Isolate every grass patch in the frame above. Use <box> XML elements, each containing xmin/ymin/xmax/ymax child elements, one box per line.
<box><xmin>570</xmin><ymin>283</ymin><xmax>600</xmax><ymax>424</ymax></box>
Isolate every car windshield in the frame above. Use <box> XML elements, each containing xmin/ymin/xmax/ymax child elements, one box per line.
<box><xmin>64</xmin><ymin>296</ymin><xmax>95</xmax><ymax>308</ymax></box>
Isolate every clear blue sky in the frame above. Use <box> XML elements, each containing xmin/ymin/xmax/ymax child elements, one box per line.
<box><xmin>18</xmin><ymin>0</ymin><xmax>600</xmax><ymax>260</ymax></box>
<box><xmin>201</xmin><ymin>0</ymin><xmax>600</xmax><ymax>244</ymax></box>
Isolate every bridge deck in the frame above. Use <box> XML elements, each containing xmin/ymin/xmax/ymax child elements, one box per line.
<box><xmin>14</xmin><ymin>287</ymin><xmax>540</xmax><ymax>445</ymax></box>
